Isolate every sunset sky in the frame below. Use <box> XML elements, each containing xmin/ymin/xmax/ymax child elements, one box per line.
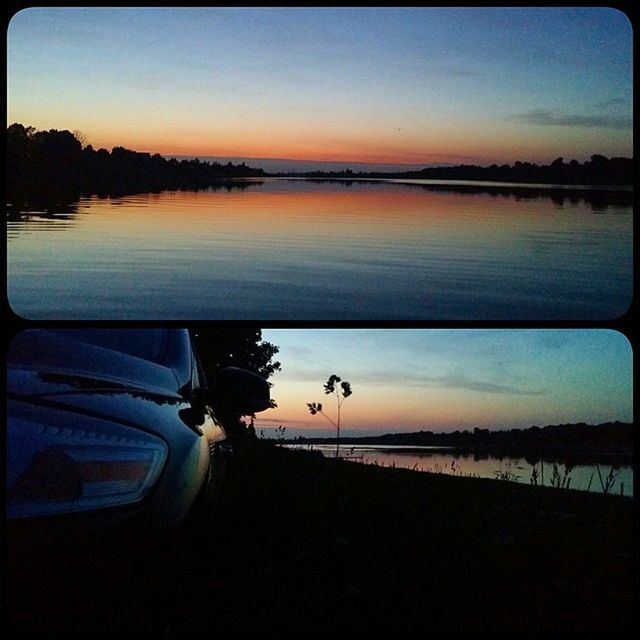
<box><xmin>255</xmin><ymin>330</ymin><xmax>632</xmax><ymax>437</ymax></box>
<box><xmin>7</xmin><ymin>7</ymin><xmax>632</xmax><ymax>168</ymax></box>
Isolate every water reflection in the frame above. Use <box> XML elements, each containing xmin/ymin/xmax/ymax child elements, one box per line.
<box><xmin>298</xmin><ymin>178</ymin><xmax>633</xmax><ymax>211</ymax></box>
<box><xmin>7</xmin><ymin>180</ymin><xmax>264</xmax><ymax>227</ymax></box>
<box><xmin>6</xmin><ymin>201</ymin><xmax>81</xmax><ymax>225</ymax></box>
<box><xmin>287</xmin><ymin>445</ymin><xmax>633</xmax><ymax>497</ymax></box>
<box><xmin>7</xmin><ymin>179</ymin><xmax>632</xmax><ymax>320</ymax></box>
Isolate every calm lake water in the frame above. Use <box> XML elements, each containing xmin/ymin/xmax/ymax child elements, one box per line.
<box><xmin>7</xmin><ymin>179</ymin><xmax>632</xmax><ymax>319</ymax></box>
<box><xmin>287</xmin><ymin>444</ymin><xmax>633</xmax><ymax>497</ymax></box>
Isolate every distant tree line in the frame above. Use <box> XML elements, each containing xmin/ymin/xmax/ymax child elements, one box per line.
<box><xmin>290</xmin><ymin>178</ymin><xmax>632</xmax><ymax>210</ymax></box>
<box><xmin>280</xmin><ymin>155</ymin><xmax>633</xmax><ymax>187</ymax></box>
<box><xmin>7</xmin><ymin>123</ymin><xmax>266</xmax><ymax>203</ymax></box>
<box><xmin>7</xmin><ymin>123</ymin><xmax>632</xmax><ymax>205</ymax></box>
<box><xmin>292</xmin><ymin>421</ymin><xmax>632</xmax><ymax>461</ymax></box>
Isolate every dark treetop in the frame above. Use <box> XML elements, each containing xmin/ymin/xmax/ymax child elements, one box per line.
<box><xmin>7</xmin><ymin>124</ymin><xmax>632</xmax><ymax>210</ymax></box>
<box><xmin>6</xmin><ymin>123</ymin><xmax>266</xmax><ymax>204</ymax></box>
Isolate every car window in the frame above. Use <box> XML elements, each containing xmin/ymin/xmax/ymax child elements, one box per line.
<box><xmin>44</xmin><ymin>330</ymin><xmax>170</xmax><ymax>364</ymax></box>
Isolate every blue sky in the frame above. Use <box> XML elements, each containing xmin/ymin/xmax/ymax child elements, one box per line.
<box><xmin>7</xmin><ymin>7</ymin><xmax>632</xmax><ymax>166</ymax></box>
<box><xmin>256</xmin><ymin>330</ymin><xmax>632</xmax><ymax>437</ymax></box>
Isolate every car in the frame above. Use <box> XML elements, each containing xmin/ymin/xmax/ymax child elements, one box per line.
<box><xmin>6</xmin><ymin>328</ymin><xmax>271</xmax><ymax>632</ymax></box>
<box><xmin>7</xmin><ymin>327</ymin><xmax>271</xmax><ymax>527</ymax></box>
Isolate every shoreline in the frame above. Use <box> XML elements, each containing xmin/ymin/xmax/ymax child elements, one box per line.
<box><xmin>283</xmin><ymin>441</ymin><xmax>633</xmax><ymax>462</ymax></box>
<box><xmin>267</xmin><ymin>175</ymin><xmax>634</xmax><ymax>191</ymax></box>
<box><xmin>176</xmin><ymin>442</ymin><xmax>633</xmax><ymax>633</ymax></box>
<box><xmin>8</xmin><ymin>175</ymin><xmax>633</xmax><ymax>212</ymax></box>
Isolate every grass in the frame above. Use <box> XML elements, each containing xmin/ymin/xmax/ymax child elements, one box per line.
<box><xmin>595</xmin><ymin>463</ymin><xmax>623</xmax><ymax>495</ymax></box>
<box><xmin>173</xmin><ymin>443</ymin><xmax>633</xmax><ymax>634</ymax></box>
<box><xmin>7</xmin><ymin>442</ymin><xmax>633</xmax><ymax>634</ymax></box>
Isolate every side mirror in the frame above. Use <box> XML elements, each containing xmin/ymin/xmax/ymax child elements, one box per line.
<box><xmin>211</xmin><ymin>367</ymin><xmax>271</xmax><ymax>415</ymax></box>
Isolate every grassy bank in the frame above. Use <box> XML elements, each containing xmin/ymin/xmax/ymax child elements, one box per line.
<box><xmin>8</xmin><ymin>442</ymin><xmax>633</xmax><ymax>633</ymax></box>
<box><xmin>171</xmin><ymin>442</ymin><xmax>633</xmax><ymax>633</ymax></box>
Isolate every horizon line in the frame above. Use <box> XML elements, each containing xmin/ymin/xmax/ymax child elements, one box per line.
<box><xmin>163</xmin><ymin>152</ymin><xmax>634</xmax><ymax>169</ymax></box>
<box><xmin>7</xmin><ymin>122</ymin><xmax>631</xmax><ymax>168</ymax></box>
<box><xmin>166</xmin><ymin>153</ymin><xmax>451</xmax><ymax>168</ymax></box>
<box><xmin>258</xmin><ymin>419</ymin><xmax>631</xmax><ymax>436</ymax></box>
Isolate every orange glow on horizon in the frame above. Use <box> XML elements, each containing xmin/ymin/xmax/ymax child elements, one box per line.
<box><xmin>84</xmin><ymin>136</ymin><xmax>622</xmax><ymax>168</ymax></box>
<box><xmin>89</xmin><ymin>136</ymin><xmax>484</xmax><ymax>166</ymax></box>
<box><xmin>254</xmin><ymin>375</ymin><xmax>563</xmax><ymax>435</ymax></box>
<box><xmin>79</xmin><ymin>120</ymin><xmax>589</xmax><ymax>166</ymax></box>
<box><xmin>11</xmin><ymin>111</ymin><xmax>629</xmax><ymax>167</ymax></box>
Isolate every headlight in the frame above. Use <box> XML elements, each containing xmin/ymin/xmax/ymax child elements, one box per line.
<box><xmin>7</xmin><ymin>410</ymin><xmax>168</xmax><ymax>519</ymax></box>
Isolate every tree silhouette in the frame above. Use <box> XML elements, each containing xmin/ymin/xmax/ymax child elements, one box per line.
<box><xmin>190</xmin><ymin>328</ymin><xmax>281</xmax><ymax>383</ymax></box>
<box><xmin>72</xmin><ymin>130</ymin><xmax>88</xmax><ymax>147</ymax></box>
<box><xmin>307</xmin><ymin>374</ymin><xmax>353</xmax><ymax>457</ymax></box>
<box><xmin>278</xmin><ymin>153</ymin><xmax>632</xmax><ymax>187</ymax></box>
<box><xmin>189</xmin><ymin>329</ymin><xmax>280</xmax><ymax>440</ymax></box>
<box><xmin>6</xmin><ymin>123</ymin><xmax>267</xmax><ymax>205</ymax></box>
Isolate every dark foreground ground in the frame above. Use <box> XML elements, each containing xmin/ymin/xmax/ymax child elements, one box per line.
<box><xmin>7</xmin><ymin>443</ymin><xmax>633</xmax><ymax>634</ymax></box>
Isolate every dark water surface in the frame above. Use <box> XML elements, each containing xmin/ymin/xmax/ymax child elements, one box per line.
<box><xmin>7</xmin><ymin>179</ymin><xmax>632</xmax><ymax>319</ymax></box>
<box><xmin>286</xmin><ymin>444</ymin><xmax>633</xmax><ymax>497</ymax></box>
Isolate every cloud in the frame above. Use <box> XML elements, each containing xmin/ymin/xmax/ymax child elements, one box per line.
<box><xmin>595</xmin><ymin>97</ymin><xmax>627</xmax><ymax>110</ymax></box>
<box><xmin>252</xmin><ymin>417</ymin><xmax>294</xmax><ymax>424</ymax></box>
<box><xmin>434</xmin><ymin>373</ymin><xmax>544</xmax><ymax>396</ymax></box>
<box><xmin>326</xmin><ymin>368</ymin><xmax>544</xmax><ymax>396</ymax></box>
<box><xmin>514</xmin><ymin>109</ymin><xmax>631</xmax><ymax>130</ymax></box>
<box><xmin>273</xmin><ymin>365</ymin><xmax>545</xmax><ymax>396</ymax></box>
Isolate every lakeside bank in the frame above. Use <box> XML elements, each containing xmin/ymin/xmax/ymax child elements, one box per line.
<box><xmin>173</xmin><ymin>443</ymin><xmax>632</xmax><ymax>633</ymax></box>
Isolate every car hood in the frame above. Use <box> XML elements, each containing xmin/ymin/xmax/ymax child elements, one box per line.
<box><xmin>8</xmin><ymin>330</ymin><xmax>183</xmax><ymax>401</ymax></box>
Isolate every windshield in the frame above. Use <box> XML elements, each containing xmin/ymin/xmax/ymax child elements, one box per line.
<box><xmin>43</xmin><ymin>330</ymin><xmax>171</xmax><ymax>364</ymax></box>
